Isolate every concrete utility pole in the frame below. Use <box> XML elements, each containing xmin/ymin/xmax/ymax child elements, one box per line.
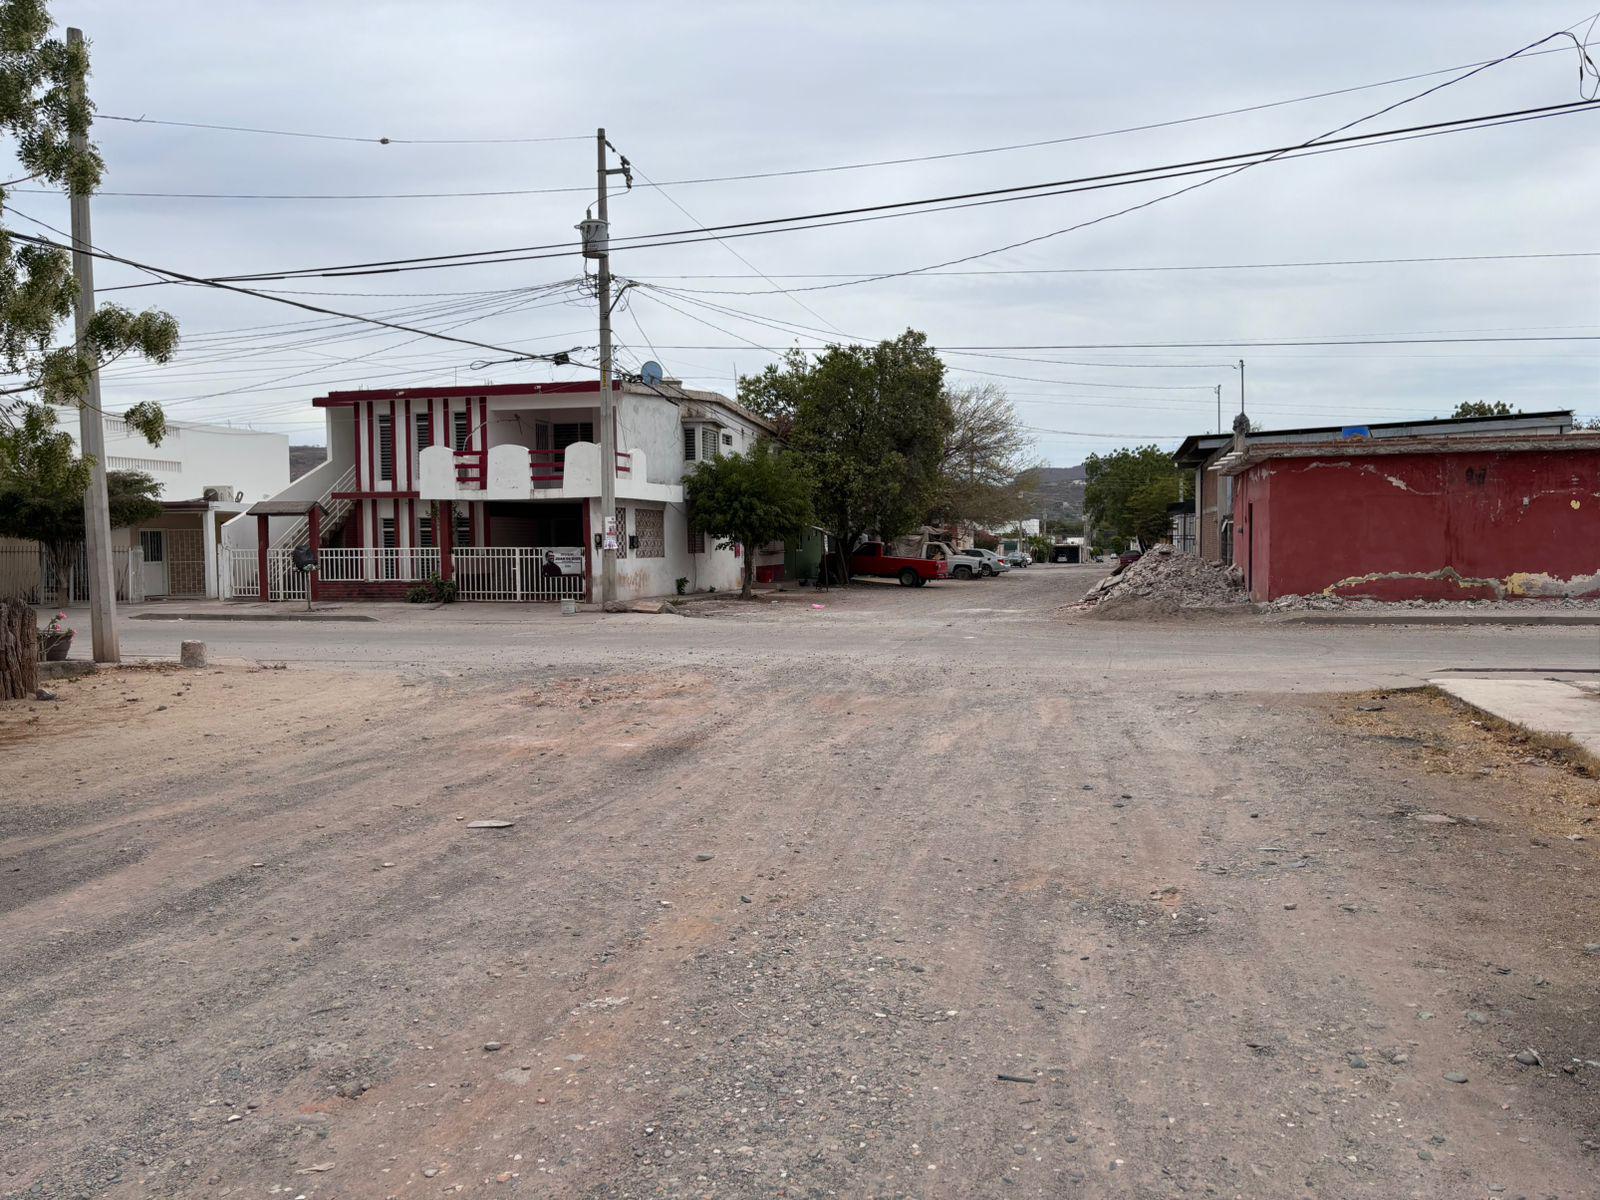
<box><xmin>595</xmin><ymin>128</ymin><xmax>618</xmax><ymax>605</ymax></box>
<box><xmin>66</xmin><ymin>27</ymin><xmax>118</xmax><ymax>662</ymax></box>
<box><xmin>1237</xmin><ymin>358</ymin><xmax>1246</xmax><ymax>417</ymax></box>
<box><xmin>1215</xmin><ymin>384</ymin><xmax>1222</xmax><ymax>434</ymax></box>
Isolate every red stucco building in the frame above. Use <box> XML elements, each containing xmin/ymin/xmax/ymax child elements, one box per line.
<box><xmin>1219</xmin><ymin>432</ymin><xmax>1600</xmax><ymax>602</ymax></box>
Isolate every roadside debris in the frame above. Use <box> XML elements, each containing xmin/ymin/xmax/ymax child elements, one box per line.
<box><xmin>466</xmin><ymin>820</ymin><xmax>515</xmax><ymax>829</ymax></box>
<box><xmin>1078</xmin><ymin>544</ymin><xmax>1250</xmax><ymax>618</ymax></box>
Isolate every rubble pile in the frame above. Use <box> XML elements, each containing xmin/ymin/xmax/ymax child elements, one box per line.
<box><xmin>1078</xmin><ymin>544</ymin><xmax>1252</xmax><ymax>618</ymax></box>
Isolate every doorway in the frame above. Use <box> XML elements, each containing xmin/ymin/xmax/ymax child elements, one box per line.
<box><xmin>139</xmin><ymin>530</ymin><xmax>168</xmax><ymax>597</ymax></box>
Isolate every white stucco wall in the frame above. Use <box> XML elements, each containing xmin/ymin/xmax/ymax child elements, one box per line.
<box><xmin>53</xmin><ymin>406</ymin><xmax>289</xmax><ymax>503</ymax></box>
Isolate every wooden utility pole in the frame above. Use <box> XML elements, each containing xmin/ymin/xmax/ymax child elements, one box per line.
<box><xmin>66</xmin><ymin>27</ymin><xmax>118</xmax><ymax>662</ymax></box>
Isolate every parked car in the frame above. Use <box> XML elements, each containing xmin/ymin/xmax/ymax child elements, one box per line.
<box><xmin>1004</xmin><ymin>549</ymin><xmax>1032</xmax><ymax>567</ymax></box>
<box><xmin>1112</xmin><ymin>550</ymin><xmax>1143</xmax><ymax>575</ymax></box>
<box><xmin>924</xmin><ymin>541</ymin><xmax>985</xmax><ymax>580</ymax></box>
<box><xmin>849</xmin><ymin>541</ymin><xmax>949</xmax><ymax>587</ymax></box>
<box><xmin>967</xmin><ymin>548</ymin><xmax>1010</xmax><ymax>576</ymax></box>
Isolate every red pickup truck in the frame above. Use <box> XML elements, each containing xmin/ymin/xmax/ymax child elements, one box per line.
<box><xmin>849</xmin><ymin>541</ymin><xmax>950</xmax><ymax>587</ymax></box>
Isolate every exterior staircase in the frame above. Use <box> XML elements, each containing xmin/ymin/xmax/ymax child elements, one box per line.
<box><xmin>270</xmin><ymin>465</ymin><xmax>356</xmax><ymax>550</ymax></box>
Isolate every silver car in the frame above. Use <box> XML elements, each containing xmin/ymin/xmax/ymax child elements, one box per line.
<box><xmin>967</xmin><ymin>548</ymin><xmax>1010</xmax><ymax>577</ymax></box>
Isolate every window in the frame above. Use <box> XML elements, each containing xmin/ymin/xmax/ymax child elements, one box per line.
<box><xmin>722</xmin><ymin>432</ymin><xmax>734</xmax><ymax>448</ymax></box>
<box><xmin>415</xmin><ymin>410</ymin><xmax>433</xmax><ymax>451</ymax></box>
<box><xmin>553</xmin><ymin>422</ymin><xmax>594</xmax><ymax>451</ymax></box>
<box><xmin>418</xmin><ymin>516</ymin><xmax>434</xmax><ymax>548</ymax></box>
<box><xmin>635</xmin><ymin>507</ymin><xmax>664</xmax><ymax>558</ymax></box>
<box><xmin>454</xmin><ymin>508</ymin><xmax>471</xmax><ymax>548</ymax></box>
<box><xmin>687</xmin><ymin>527</ymin><xmax>705</xmax><ymax>555</ymax></box>
<box><xmin>683</xmin><ymin>426</ymin><xmax>697</xmax><ymax>462</ymax></box>
<box><xmin>377</xmin><ymin>413</ymin><xmax>394</xmax><ymax>481</ymax></box>
<box><xmin>139</xmin><ymin>530</ymin><xmax>164</xmax><ymax>563</ymax></box>
<box><xmin>453</xmin><ymin>409</ymin><xmax>471</xmax><ymax>452</ymax></box>
<box><xmin>613</xmin><ymin>506</ymin><xmax>627</xmax><ymax>559</ymax></box>
<box><xmin>701</xmin><ymin>427</ymin><xmax>718</xmax><ymax>461</ymax></box>
<box><xmin>381</xmin><ymin>517</ymin><xmax>397</xmax><ymax>549</ymax></box>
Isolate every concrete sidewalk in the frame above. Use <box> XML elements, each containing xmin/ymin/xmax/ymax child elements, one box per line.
<box><xmin>1431</xmin><ymin>675</ymin><xmax>1600</xmax><ymax>756</ymax></box>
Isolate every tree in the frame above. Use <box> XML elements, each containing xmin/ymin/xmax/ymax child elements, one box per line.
<box><xmin>927</xmin><ymin>382</ymin><xmax>1038</xmax><ymax>529</ymax></box>
<box><xmin>740</xmin><ymin>330</ymin><xmax>948</xmax><ymax>578</ymax></box>
<box><xmin>0</xmin><ymin>405</ymin><xmax>161</xmax><ymax>603</ymax></box>
<box><xmin>1453</xmin><ymin>400</ymin><xmax>1514</xmax><ymax>418</ymax></box>
<box><xmin>685</xmin><ymin>441</ymin><xmax>813</xmax><ymax>600</ymax></box>
<box><xmin>0</xmin><ymin>3</ymin><xmax>177</xmax><ymax>435</ymax></box>
<box><xmin>1083</xmin><ymin>445</ymin><xmax>1182</xmax><ymax>551</ymax></box>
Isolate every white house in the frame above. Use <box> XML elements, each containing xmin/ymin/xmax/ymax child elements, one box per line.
<box><xmin>10</xmin><ymin>408</ymin><xmax>290</xmax><ymax>601</ymax></box>
<box><xmin>222</xmin><ymin>379</ymin><xmax>775</xmax><ymax>603</ymax></box>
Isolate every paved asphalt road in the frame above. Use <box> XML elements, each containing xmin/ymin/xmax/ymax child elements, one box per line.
<box><xmin>5</xmin><ymin>565</ymin><xmax>1598</xmax><ymax>1199</ymax></box>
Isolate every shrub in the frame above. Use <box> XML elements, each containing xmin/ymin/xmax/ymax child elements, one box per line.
<box><xmin>406</xmin><ymin>573</ymin><xmax>459</xmax><ymax>604</ymax></box>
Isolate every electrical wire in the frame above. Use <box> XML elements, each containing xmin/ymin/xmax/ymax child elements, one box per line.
<box><xmin>91</xmin><ymin>100</ymin><xmax>1600</xmax><ymax>290</ymax></box>
<box><xmin>67</xmin><ymin>34</ymin><xmax>1596</xmax><ymax>197</ymax></box>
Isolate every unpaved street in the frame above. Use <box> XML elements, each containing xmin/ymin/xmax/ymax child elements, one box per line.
<box><xmin>3</xmin><ymin>568</ymin><xmax>1598</xmax><ymax>1199</ymax></box>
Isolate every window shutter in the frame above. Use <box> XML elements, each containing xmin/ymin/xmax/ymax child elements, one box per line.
<box><xmin>378</xmin><ymin>414</ymin><xmax>394</xmax><ymax>481</ymax></box>
<box><xmin>687</xmin><ymin>527</ymin><xmax>705</xmax><ymax>555</ymax></box>
<box><xmin>683</xmin><ymin>426</ymin><xmax>696</xmax><ymax>462</ymax></box>
<box><xmin>453</xmin><ymin>409</ymin><xmax>470</xmax><ymax>452</ymax></box>
<box><xmin>702</xmin><ymin>428</ymin><xmax>717</xmax><ymax>460</ymax></box>
<box><xmin>415</xmin><ymin>411</ymin><xmax>433</xmax><ymax>451</ymax></box>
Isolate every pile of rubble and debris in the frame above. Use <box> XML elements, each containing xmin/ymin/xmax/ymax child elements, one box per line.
<box><xmin>1078</xmin><ymin>544</ymin><xmax>1253</xmax><ymax>618</ymax></box>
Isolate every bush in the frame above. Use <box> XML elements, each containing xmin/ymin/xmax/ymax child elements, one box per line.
<box><xmin>675</xmin><ymin>576</ymin><xmax>688</xmax><ymax>595</ymax></box>
<box><xmin>406</xmin><ymin>573</ymin><xmax>459</xmax><ymax>604</ymax></box>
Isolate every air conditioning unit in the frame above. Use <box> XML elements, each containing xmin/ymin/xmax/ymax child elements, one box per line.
<box><xmin>202</xmin><ymin>485</ymin><xmax>241</xmax><ymax>502</ymax></box>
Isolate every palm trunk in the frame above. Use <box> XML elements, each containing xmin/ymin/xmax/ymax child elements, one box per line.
<box><xmin>741</xmin><ymin>540</ymin><xmax>755</xmax><ymax>600</ymax></box>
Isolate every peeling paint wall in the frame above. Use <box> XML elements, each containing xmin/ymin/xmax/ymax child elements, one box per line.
<box><xmin>1231</xmin><ymin>448</ymin><xmax>1600</xmax><ymax>601</ymax></box>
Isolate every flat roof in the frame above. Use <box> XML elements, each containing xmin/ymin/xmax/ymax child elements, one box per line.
<box><xmin>1216</xmin><ymin>430</ymin><xmax>1600</xmax><ymax>476</ymax></box>
<box><xmin>313</xmin><ymin>379</ymin><xmax>778</xmax><ymax>435</ymax></box>
<box><xmin>1173</xmin><ymin>410</ymin><xmax>1576</xmax><ymax>467</ymax></box>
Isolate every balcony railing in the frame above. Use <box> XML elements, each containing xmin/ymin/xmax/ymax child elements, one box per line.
<box><xmin>530</xmin><ymin>448</ymin><xmax>564</xmax><ymax>486</ymax></box>
<box><xmin>434</xmin><ymin>443</ymin><xmax>641</xmax><ymax>496</ymax></box>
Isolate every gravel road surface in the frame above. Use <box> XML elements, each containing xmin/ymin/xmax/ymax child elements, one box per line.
<box><xmin>3</xmin><ymin>566</ymin><xmax>1597</xmax><ymax>1199</ymax></box>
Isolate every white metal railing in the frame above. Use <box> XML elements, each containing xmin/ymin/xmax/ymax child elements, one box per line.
<box><xmin>453</xmin><ymin>547</ymin><xmax>586</xmax><ymax>602</ymax></box>
<box><xmin>229</xmin><ymin>546</ymin><xmax>585</xmax><ymax>600</ymax></box>
<box><xmin>271</xmin><ymin>465</ymin><xmax>357</xmax><ymax>550</ymax></box>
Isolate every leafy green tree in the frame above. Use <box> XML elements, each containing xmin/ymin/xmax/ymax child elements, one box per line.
<box><xmin>1453</xmin><ymin>400</ymin><xmax>1514</xmax><ymax>418</ymax></box>
<box><xmin>0</xmin><ymin>404</ymin><xmax>161</xmax><ymax>602</ymax></box>
<box><xmin>685</xmin><ymin>441</ymin><xmax>813</xmax><ymax>600</ymax></box>
<box><xmin>740</xmin><ymin>330</ymin><xmax>948</xmax><ymax>578</ymax></box>
<box><xmin>1084</xmin><ymin>445</ymin><xmax>1182</xmax><ymax>551</ymax></box>
<box><xmin>0</xmin><ymin>2</ymin><xmax>177</xmax><ymax>436</ymax></box>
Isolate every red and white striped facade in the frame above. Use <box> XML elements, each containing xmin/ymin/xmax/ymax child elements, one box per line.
<box><xmin>226</xmin><ymin>379</ymin><xmax>777</xmax><ymax>602</ymax></box>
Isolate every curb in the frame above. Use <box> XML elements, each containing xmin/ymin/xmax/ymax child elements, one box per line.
<box><xmin>1278</xmin><ymin>612</ymin><xmax>1600</xmax><ymax>627</ymax></box>
<box><xmin>130</xmin><ymin>612</ymin><xmax>378</xmax><ymax>623</ymax></box>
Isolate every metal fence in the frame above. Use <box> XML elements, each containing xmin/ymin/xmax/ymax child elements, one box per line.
<box><xmin>1</xmin><ymin>542</ymin><xmax>144</xmax><ymax>604</ymax></box>
<box><xmin>454</xmin><ymin>547</ymin><xmax>585</xmax><ymax>602</ymax></box>
<box><xmin>223</xmin><ymin>546</ymin><xmax>582</xmax><ymax>602</ymax></box>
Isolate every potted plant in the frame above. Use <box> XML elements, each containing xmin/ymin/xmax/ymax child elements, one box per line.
<box><xmin>40</xmin><ymin>611</ymin><xmax>73</xmax><ymax>661</ymax></box>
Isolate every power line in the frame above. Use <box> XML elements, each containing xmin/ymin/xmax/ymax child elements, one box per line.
<box><xmin>645</xmin><ymin>335</ymin><xmax>1600</xmax><ymax>350</ymax></box>
<box><xmin>95</xmin><ymin>112</ymin><xmax>590</xmax><ymax>146</ymax></box>
<box><xmin>93</xmin><ymin>100</ymin><xmax>1600</xmax><ymax>290</ymax></box>
<box><xmin>67</xmin><ymin>36</ymin><xmax>1595</xmax><ymax>198</ymax></box>
<box><xmin>1</xmin><ymin>228</ymin><xmax>590</xmax><ymax>364</ymax></box>
<box><xmin>627</xmin><ymin>250</ymin><xmax>1600</xmax><ymax>282</ymax></box>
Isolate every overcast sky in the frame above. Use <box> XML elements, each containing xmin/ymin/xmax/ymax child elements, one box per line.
<box><xmin>17</xmin><ymin>1</ymin><xmax>1600</xmax><ymax>463</ymax></box>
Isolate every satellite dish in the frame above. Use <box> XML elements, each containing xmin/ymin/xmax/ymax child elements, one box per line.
<box><xmin>640</xmin><ymin>360</ymin><xmax>665</xmax><ymax>386</ymax></box>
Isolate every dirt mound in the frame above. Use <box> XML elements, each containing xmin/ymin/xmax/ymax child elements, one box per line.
<box><xmin>1078</xmin><ymin>544</ymin><xmax>1253</xmax><ymax>619</ymax></box>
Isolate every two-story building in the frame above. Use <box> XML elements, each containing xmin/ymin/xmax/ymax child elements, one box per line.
<box><xmin>222</xmin><ymin>378</ymin><xmax>775</xmax><ymax>603</ymax></box>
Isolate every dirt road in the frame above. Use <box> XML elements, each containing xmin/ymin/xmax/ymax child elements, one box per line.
<box><xmin>3</xmin><ymin>569</ymin><xmax>1597</xmax><ymax>1198</ymax></box>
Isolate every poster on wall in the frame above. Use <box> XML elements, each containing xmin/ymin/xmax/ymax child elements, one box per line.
<box><xmin>540</xmin><ymin>548</ymin><xmax>585</xmax><ymax>577</ymax></box>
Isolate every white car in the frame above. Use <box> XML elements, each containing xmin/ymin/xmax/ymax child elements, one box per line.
<box><xmin>1004</xmin><ymin>549</ymin><xmax>1033</xmax><ymax>568</ymax></box>
<box><xmin>923</xmin><ymin>542</ymin><xmax>986</xmax><ymax>580</ymax></box>
<box><xmin>966</xmin><ymin>548</ymin><xmax>1010</xmax><ymax>576</ymax></box>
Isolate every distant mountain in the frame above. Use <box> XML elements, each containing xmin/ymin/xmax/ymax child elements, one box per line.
<box><xmin>1027</xmin><ymin>464</ymin><xmax>1087</xmax><ymax>518</ymax></box>
<box><xmin>290</xmin><ymin>445</ymin><xmax>327</xmax><ymax>480</ymax></box>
